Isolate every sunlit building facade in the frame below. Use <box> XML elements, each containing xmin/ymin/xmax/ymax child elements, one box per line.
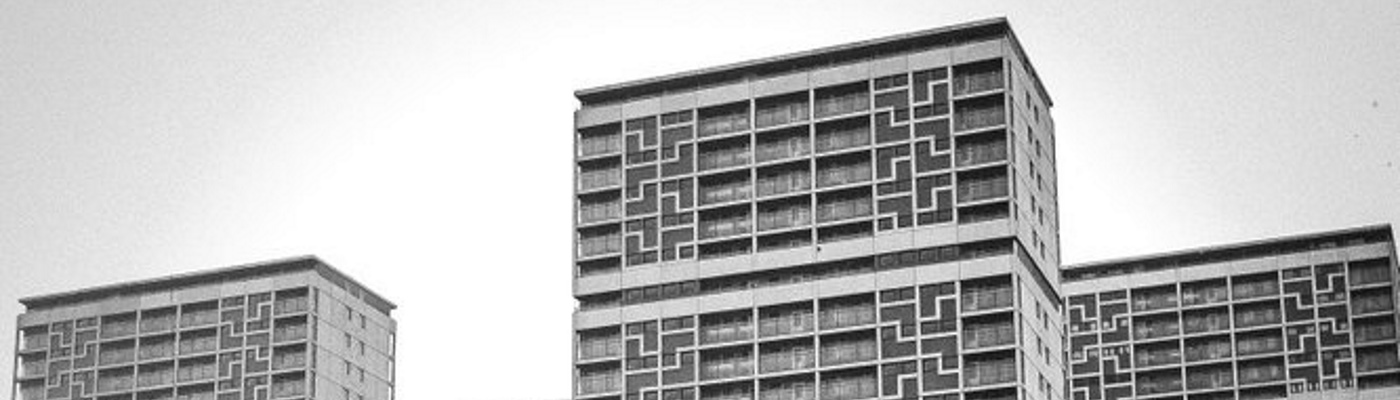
<box><xmin>11</xmin><ymin>256</ymin><xmax>397</xmax><ymax>400</ymax></box>
<box><xmin>1064</xmin><ymin>225</ymin><xmax>1400</xmax><ymax>400</ymax></box>
<box><xmin>572</xmin><ymin>18</ymin><xmax>1063</xmax><ymax>400</ymax></box>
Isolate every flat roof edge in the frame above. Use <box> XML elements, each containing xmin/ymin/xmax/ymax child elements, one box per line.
<box><xmin>1065</xmin><ymin>223</ymin><xmax>1395</xmax><ymax>271</ymax></box>
<box><xmin>575</xmin><ymin>17</ymin><xmax>1046</xmax><ymax>106</ymax></box>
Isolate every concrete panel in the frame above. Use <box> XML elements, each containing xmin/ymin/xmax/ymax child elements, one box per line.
<box><xmin>952</xmin><ymin>39</ymin><xmax>1006</xmax><ymax>65</ymax></box>
<box><xmin>816</xmin><ymin>238</ymin><xmax>873</xmax><ymax>262</ymax></box>
<box><xmin>139</xmin><ymin>292</ymin><xmax>176</xmax><ymax>309</ymax></box>
<box><xmin>870</xmin><ymin>55</ymin><xmax>909</xmax><ymax>79</ymax></box>
<box><xmin>754</xmin><ymin>246</ymin><xmax>815</xmax><ymax>273</ymax></box>
<box><xmin>696</xmin><ymin>255</ymin><xmax>753</xmax><ymax>280</ymax></box>
<box><xmin>1230</xmin><ymin>256</ymin><xmax>1279</xmax><ymax>276</ymax></box>
<box><xmin>697</xmin><ymin>290</ymin><xmax>755</xmax><ymax>314</ymax></box>
<box><xmin>914</xmin><ymin>261</ymin><xmax>960</xmax><ymax>285</ymax></box>
<box><xmin>622</xmin><ymin>97</ymin><xmax>662</xmax><ymax>120</ymax></box>
<box><xmin>576</xmin><ymin>104</ymin><xmax>623</xmax><ymax>128</ymax></box>
<box><xmin>958</xmin><ymin>255</ymin><xmax>1013</xmax><ymax>280</ymax></box>
<box><xmin>621</xmin><ymin>302</ymin><xmax>662</xmax><ymax>323</ymax></box>
<box><xmin>658</xmin><ymin>261</ymin><xmax>699</xmax><ymax>286</ymax></box>
<box><xmin>752</xmin><ymin>73</ymin><xmax>810</xmax><ymax>98</ymax></box>
<box><xmin>660</xmin><ymin>92</ymin><xmax>698</xmax><ymax>114</ymax></box>
<box><xmin>1276</xmin><ymin>252</ymin><xmax>1312</xmax><ymax>271</ymax></box>
<box><xmin>575</xmin><ymin>272</ymin><xmax>621</xmax><ymax>297</ymax></box>
<box><xmin>658</xmin><ymin>297</ymin><xmax>699</xmax><ymax>319</ymax></box>
<box><xmin>1346</xmin><ymin>243</ymin><xmax>1392</xmax><ymax>261</ymax></box>
<box><xmin>238</xmin><ymin>277</ymin><xmax>277</xmax><ymax>294</ymax></box>
<box><xmin>1177</xmin><ymin>263</ymin><xmax>1231</xmax><ymax>282</ymax></box>
<box><xmin>876</xmin><ymin>268</ymin><xmax>917</xmax><ymax>289</ymax></box>
<box><xmin>1310</xmin><ymin>248</ymin><xmax>1343</xmax><ymax>266</ymax></box>
<box><xmin>873</xmin><ymin>230</ymin><xmax>914</xmax><ymax>254</ymax></box>
<box><xmin>908</xmin><ymin>47</ymin><xmax>953</xmax><ymax>71</ymax></box>
<box><xmin>754</xmin><ymin>284</ymin><xmax>816</xmax><ymax>308</ymax></box>
<box><xmin>696</xmin><ymin>82</ymin><xmax>751</xmax><ymax>109</ymax></box>
<box><xmin>574</xmin><ymin>308</ymin><xmax>623</xmax><ymax>331</ymax></box>
<box><xmin>17</xmin><ymin>312</ymin><xmax>50</xmax><ymax>328</ymax></box>
<box><xmin>912</xmin><ymin>224</ymin><xmax>957</xmax><ymax>248</ymax></box>
<box><xmin>811</xmin><ymin>62</ymin><xmax>870</xmax><ymax>88</ymax></box>
<box><xmin>620</xmin><ymin>265</ymin><xmax>661</xmax><ymax>289</ymax></box>
<box><xmin>957</xmin><ymin>219</ymin><xmax>1011</xmax><ymax>243</ymax></box>
<box><xmin>816</xmin><ymin>274</ymin><xmax>876</xmax><ymax>298</ymax></box>
<box><xmin>1123</xmin><ymin>269</ymin><xmax>1178</xmax><ymax>289</ymax></box>
<box><xmin>175</xmin><ymin>286</ymin><xmax>221</xmax><ymax>304</ymax></box>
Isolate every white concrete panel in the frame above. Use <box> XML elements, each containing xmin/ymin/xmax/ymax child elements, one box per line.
<box><xmin>621</xmin><ymin>302</ymin><xmax>661</xmax><ymax>323</ymax></box>
<box><xmin>908</xmin><ymin>47</ymin><xmax>953</xmax><ymax>71</ymax></box>
<box><xmin>698</xmin><ymin>290</ymin><xmax>755</xmax><ymax>313</ymax></box>
<box><xmin>952</xmin><ymin>39</ymin><xmax>1006</xmax><ymax>65</ymax></box>
<box><xmin>873</xmin><ymin>230</ymin><xmax>914</xmax><ymax>254</ymax></box>
<box><xmin>660</xmin><ymin>92</ymin><xmax>698</xmax><ymax>114</ymax></box>
<box><xmin>870</xmin><ymin>55</ymin><xmax>909</xmax><ymax>79</ymax></box>
<box><xmin>958</xmin><ymin>255</ymin><xmax>1013</xmax><ymax>280</ymax></box>
<box><xmin>658</xmin><ymin>261</ymin><xmax>699</xmax><ymax>286</ymax></box>
<box><xmin>754</xmin><ymin>284</ymin><xmax>816</xmax><ymax>308</ymax></box>
<box><xmin>575</xmin><ymin>272</ymin><xmax>621</xmax><ymax>297</ymax></box>
<box><xmin>140</xmin><ymin>292</ymin><xmax>176</xmax><ymax>309</ymax></box>
<box><xmin>914</xmin><ymin>262</ymin><xmax>960</xmax><ymax>285</ymax></box>
<box><xmin>876</xmin><ymin>267</ymin><xmax>917</xmax><ymax>289</ymax></box>
<box><xmin>696</xmin><ymin>255</ymin><xmax>753</xmax><ymax>280</ymax></box>
<box><xmin>811</xmin><ymin>62</ymin><xmax>869</xmax><ymax>88</ymax></box>
<box><xmin>574</xmin><ymin>309</ymin><xmax>623</xmax><ymax>331</ymax></box>
<box><xmin>622</xmin><ymin>97</ymin><xmax>662</xmax><ymax>120</ymax></box>
<box><xmin>754</xmin><ymin>246</ymin><xmax>815</xmax><ymax>272</ymax></box>
<box><xmin>912</xmin><ymin>224</ymin><xmax>957</xmax><ymax>248</ymax></box>
<box><xmin>620</xmin><ymin>265</ymin><xmax>660</xmax><ymax>289</ymax></box>
<box><xmin>816</xmin><ymin>273</ymin><xmax>876</xmax><ymax>298</ymax></box>
<box><xmin>1347</xmin><ymin>243</ymin><xmax>1392</xmax><ymax>261</ymax></box>
<box><xmin>816</xmin><ymin>238</ymin><xmax>873</xmax><ymax>263</ymax></box>
<box><xmin>576</xmin><ymin>104</ymin><xmax>622</xmax><ymax>128</ymax></box>
<box><xmin>658</xmin><ymin>297</ymin><xmax>699</xmax><ymax>319</ymax></box>
<box><xmin>957</xmin><ymin>219</ymin><xmax>1010</xmax><ymax>243</ymax></box>
<box><xmin>696</xmin><ymin>82</ymin><xmax>751</xmax><ymax>108</ymax></box>
<box><xmin>752</xmin><ymin>73</ymin><xmax>810</xmax><ymax>98</ymax></box>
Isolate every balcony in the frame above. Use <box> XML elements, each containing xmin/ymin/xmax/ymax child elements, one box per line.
<box><xmin>815</xmin><ymin>198</ymin><xmax>872</xmax><ymax>224</ymax></box>
<box><xmin>700</xmin><ymin>316</ymin><xmax>754</xmax><ymax>345</ymax></box>
<box><xmin>179</xmin><ymin>304</ymin><xmax>220</xmax><ymax>328</ymax></box>
<box><xmin>579</xmin><ymin>201</ymin><xmax>622</xmax><ymax>225</ymax></box>
<box><xmin>953</xmin><ymin>61</ymin><xmax>1004</xmax><ymax>96</ymax></box>
<box><xmin>699</xmin><ymin>181</ymin><xmax>753</xmax><ymax>206</ymax></box>
<box><xmin>101</xmin><ymin>315</ymin><xmax>138</xmax><ymax>339</ymax></box>
<box><xmin>1182</xmin><ymin>282</ymin><xmax>1229</xmax><ymax>306</ymax></box>
<box><xmin>137</xmin><ymin>365</ymin><xmax>174</xmax><ymax>388</ymax></box>
<box><xmin>760</xmin><ymin>309</ymin><xmax>815</xmax><ymax>337</ymax></box>
<box><xmin>963</xmin><ymin>322</ymin><xmax>1015</xmax><ymax>350</ymax></box>
<box><xmin>139</xmin><ymin>337</ymin><xmax>175</xmax><ymax>360</ymax></box>
<box><xmin>1353</xmin><ymin>289</ymin><xmax>1395</xmax><ymax>315</ymax></box>
<box><xmin>954</xmin><ymin>101</ymin><xmax>1006</xmax><ymax>132</ymax></box>
<box><xmin>1132</xmin><ymin>289</ymin><xmax>1179</xmax><ymax>312</ymax></box>
<box><xmin>964</xmin><ymin>359</ymin><xmax>1016</xmax><ymax>387</ymax></box>
<box><xmin>1349</xmin><ymin>259</ymin><xmax>1392</xmax><ymax>286</ymax></box>
<box><xmin>820</xmin><ymin>375</ymin><xmax>877</xmax><ymax>400</ymax></box>
<box><xmin>815</xmin><ymin>124</ymin><xmax>870</xmax><ymax>154</ymax></box>
<box><xmin>1237</xmin><ymin>362</ymin><xmax>1285</xmax><ymax>385</ymax></box>
<box><xmin>820</xmin><ymin>338</ymin><xmax>877</xmax><ymax>366</ymax></box>
<box><xmin>271</xmin><ymin>374</ymin><xmax>306</xmax><ymax>399</ymax></box>
<box><xmin>579</xmin><ymin>135</ymin><xmax>623</xmax><ymax>158</ymax></box>
<box><xmin>140</xmin><ymin>310</ymin><xmax>177</xmax><ymax>334</ymax></box>
<box><xmin>1236</xmin><ymin>335</ymin><xmax>1283</xmax><ymax>356</ymax></box>
<box><xmin>272</xmin><ymin>347</ymin><xmax>307</xmax><ymax>370</ymax></box>
<box><xmin>698</xmin><ymin>147</ymin><xmax>752</xmax><ymax>172</ymax></box>
<box><xmin>20</xmin><ymin>329</ymin><xmax>47</xmax><ymax>352</ymax></box>
<box><xmin>1232</xmin><ymin>279</ymin><xmax>1279</xmax><ymax>300</ymax></box>
<box><xmin>1134</xmin><ymin>347</ymin><xmax>1182</xmax><ymax>368</ymax></box>
<box><xmin>698</xmin><ymin>215</ymin><xmax>752</xmax><ymax>241</ymax></box>
<box><xmin>756</xmin><ymin>170</ymin><xmax>811</xmax><ymax>198</ymax></box>
<box><xmin>177</xmin><ymin>359</ymin><xmax>217</xmax><ymax>383</ymax></box>
<box><xmin>760</xmin><ymin>382</ymin><xmax>815</xmax><ymax>400</ymax></box>
<box><xmin>755</xmin><ymin>135</ymin><xmax>811</xmax><ymax>164</ymax></box>
<box><xmin>272</xmin><ymin>320</ymin><xmax>309</xmax><ymax>343</ymax></box>
<box><xmin>1234</xmin><ymin>307</ymin><xmax>1281</xmax><ymax>329</ymax></box>
<box><xmin>1186</xmin><ymin>368</ymin><xmax>1234</xmax><ymax>391</ymax></box>
<box><xmin>962</xmin><ymin>285</ymin><xmax>1014</xmax><ymax>313</ymax></box>
<box><xmin>957</xmin><ymin>173</ymin><xmax>1009</xmax><ymax>203</ymax></box>
<box><xmin>578</xmin><ymin>233</ymin><xmax>622</xmax><ymax>258</ymax></box>
<box><xmin>97</xmin><ymin>370</ymin><xmax>135</xmax><ymax>393</ymax></box>
<box><xmin>175</xmin><ymin>389</ymin><xmax>215</xmax><ymax>400</ymax></box>
<box><xmin>1135</xmin><ymin>376</ymin><xmax>1182</xmax><ymax>395</ymax></box>
<box><xmin>756</xmin><ymin>98</ymin><xmax>809</xmax><ymax>129</ymax></box>
<box><xmin>1133</xmin><ymin>320</ymin><xmax>1180</xmax><ymax>340</ymax></box>
<box><xmin>578</xmin><ymin>336</ymin><xmax>622</xmax><ymax>361</ymax></box>
<box><xmin>577</xmin><ymin>371</ymin><xmax>621</xmax><ymax>395</ymax></box>
<box><xmin>820</xmin><ymin>302</ymin><xmax>875</xmax><ymax>330</ymax></box>
<box><xmin>699</xmin><ymin>353</ymin><xmax>754</xmax><ymax>381</ymax></box>
<box><xmin>814</xmin><ymin>86</ymin><xmax>870</xmax><ymax>119</ymax></box>
<box><xmin>1357</xmin><ymin>348</ymin><xmax>1400</xmax><ymax>372</ymax></box>
<box><xmin>699</xmin><ymin>105</ymin><xmax>751</xmax><ymax>138</ymax></box>
<box><xmin>178</xmin><ymin>332</ymin><xmax>218</xmax><ymax>355</ymax></box>
<box><xmin>702</xmin><ymin>386</ymin><xmax>755</xmax><ymax>400</ymax></box>
<box><xmin>816</xmin><ymin>163</ymin><xmax>871</xmax><ymax>188</ymax></box>
<box><xmin>757</xmin><ymin>205</ymin><xmax>811</xmax><ymax>232</ymax></box>
<box><xmin>99</xmin><ymin>342</ymin><xmax>137</xmax><ymax>366</ymax></box>
<box><xmin>19</xmin><ymin>358</ymin><xmax>44</xmax><ymax>378</ymax></box>
<box><xmin>1355</xmin><ymin>318</ymin><xmax>1398</xmax><ymax>343</ymax></box>
<box><xmin>578</xmin><ymin>169</ymin><xmax>622</xmax><ymax>192</ymax></box>
<box><xmin>1184</xmin><ymin>339</ymin><xmax>1232</xmax><ymax>363</ymax></box>
<box><xmin>760</xmin><ymin>346</ymin><xmax>816</xmax><ymax>373</ymax></box>
<box><xmin>1183</xmin><ymin>311</ymin><xmax>1231</xmax><ymax>334</ymax></box>
<box><xmin>954</xmin><ymin>139</ymin><xmax>1008</xmax><ymax>167</ymax></box>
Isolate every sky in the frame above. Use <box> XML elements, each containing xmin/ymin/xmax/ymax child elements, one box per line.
<box><xmin>1</xmin><ymin>1</ymin><xmax>1398</xmax><ymax>399</ymax></box>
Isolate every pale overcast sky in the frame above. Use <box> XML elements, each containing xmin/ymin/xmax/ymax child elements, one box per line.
<box><xmin>2</xmin><ymin>1</ymin><xmax>1399</xmax><ymax>399</ymax></box>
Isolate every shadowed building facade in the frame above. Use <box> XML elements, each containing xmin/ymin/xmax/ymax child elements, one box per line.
<box><xmin>10</xmin><ymin>256</ymin><xmax>396</xmax><ymax>400</ymax></box>
<box><xmin>572</xmin><ymin>18</ymin><xmax>1062</xmax><ymax>400</ymax></box>
<box><xmin>1063</xmin><ymin>225</ymin><xmax>1400</xmax><ymax>400</ymax></box>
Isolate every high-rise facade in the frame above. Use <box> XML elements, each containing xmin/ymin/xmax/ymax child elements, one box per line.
<box><xmin>572</xmin><ymin>18</ymin><xmax>1062</xmax><ymax>400</ymax></box>
<box><xmin>1064</xmin><ymin>225</ymin><xmax>1400</xmax><ymax>400</ymax></box>
<box><xmin>10</xmin><ymin>256</ymin><xmax>396</xmax><ymax>400</ymax></box>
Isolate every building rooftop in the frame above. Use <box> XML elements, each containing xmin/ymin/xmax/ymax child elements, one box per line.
<box><xmin>1063</xmin><ymin>224</ymin><xmax>1395</xmax><ymax>282</ymax></box>
<box><xmin>18</xmin><ymin>255</ymin><xmax>397</xmax><ymax>315</ymax></box>
<box><xmin>574</xmin><ymin>17</ymin><xmax>1052</xmax><ymax>108</ymax></box>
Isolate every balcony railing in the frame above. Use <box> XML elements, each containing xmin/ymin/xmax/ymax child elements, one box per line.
<box><xmin>964</xmin><ymin>360</ymin><xmax>1016</xmax><ymax>387</ymax></box>
<box><xmin>1232</xmin><ymin>281</ymin><xmax>1279</xmax><ymax>300</ymax></box>
<box><xmin>1135</xmin><ymin>349</ymin><xmax>1182</xmax><ymax>368</ymax></box>
<box><xmin>178</xmin><ymin>336</ymin><xmax>218</xmax><ymax>355</ymax></box>
<box><xmin>757</xmin><ymin>207</ymin><xmax>811</xmax><ymax>232</ymax></box>
<box><xmin>703</xmin><ymin>392</ymin><xmax>755</xmax><ymax>400</ymax></box>
<box><xmin>578</xmin><ymin>170</ymin><xmax>622</xmax><ymax>192</ymax></box>
<box><xmin>1135</xmin><ymin>377</ymin><xmax>1182</xmax><ymax>395</ymax></box>
<box><xmin>955</xmin><ymin>142</ymin><xmax>1007</xmax><ymax>167</ymax></box>
<box><xmin>815</xmin><ymin>198</ymin><xmax>872</xmax><ymax>224</ymax></box>
<box><xmin>1186</xmin><ymin>370</ymin><xmax>1234</xmax><ymax>391</ymax></box>
<box><xmin>1354</xmin><ymin>293</ymin><xmax>1395</xmax><ymax>315</ymax></box>
<box><xmin>756</xmin><ymin>138</ymin><xmax>811</xmax><ymax>163</ymax></box>
<box><xmin>1182</xmin><ymin>286</ymin><xmax>1229</xmax><ymax>306</ymax></box>
<box><xmin>1350</xmin><ymin>265</ymin><xmax>1392</xmax><ymax>286</ymax></box>
<box><xmin>820</xmin><ymin>376</ymin><xmax>877</xmax><ymax>400</ymax></box>
<box><xmin>756</xmin><ymin>172</ymin><xmax>810</xmax><ymax>198</ymax></box>
<box><xmin>1357</xmin><ymin>352</ymin><xmax>1400</xmax><ymax>372</ymax></box>
<box><xmin>21</xmin><ymin>332</ymin><xmax>46</xmax><ymax>352</ymax></box>
<box><xmin>1238</xmin><ymin>364</ymin><xmax>1284</xmax><ymax>385</ymax></box>
<box><xmin>577</xmin><ymin>372</ymin><xmax>621</xmax><ymax>395</ymax></box>
<box><xmin>1184</xmin><ymin>341</ymin><xmax>1232</xmax><ymax>362</ymax></box>
<box><xmin>955</xmin><ymin>105</ymin><xmax>1005</xmax><ymax>132</ymax></box>
<box><xmin>814</xmin><ymin>93</ymin><xmax>869</xmax><ymax>119</ymax></box>
<box><xmin>815</xmin><ymin>128</ymin><xmax>870</xmax><ymax>153</ymax></box>
<box><xmin>699</xmin><ymin>183</ymin><xmax>753</xmax><ymax>206</ymax></box>
<box><xmin>1236</xmin><ymin>336</ymin><xmax>1282</xmax><ymax>356</ymax></box>
<box><xmin>700</xmin><ymin>322</ymin><xmax>754</xmax><ymax>345</ymax></box>
<box><xmin>698</xmin><ymin>217</ymin><xmax>752</xmax><ymax>240</ymax></box>
<box><xmin>759</xmin><ymin>313</ymin><xmax>814</xmax><ymax>337</ymax></box>
<box><xmin>698</xmin><ymin>149</ymin><xmax>751</xmax><ymax>171</ymax></box>
<box><xmin>97</xmin><ymin>374</ymin><xmax>134</xmax><ymax>393</ymax></box>
<box><xmin>137</xmin><ymin>369</ymin><xmax>174</xmax><ymax>388</ymax></box>
<box><xmin>20</xmin><ymin>360</ymin><xmax>44</xmax><ymax>377</ymax></box>
<box><xmin>579</xmin><ymin>202</ymin><xmax>623</xmax><ymax>224</ymax></box>
<box><xmin>273</xmin><ymin>324</ymin><xmax>308</xmax><ymax>343</ymax></box>
<box><xmin>953</xmin><ymin>69</ymin><xmax>1004</xmax><ymax>96</ymax></box>
<box><xmin>760</xmin><ymin>383</ymin><xmax>815</xmax><ymax>400</ymax></box>
<box><xmin>963</xmin><ymin>323</ymin><xmax>1015</xmax><ymax>349</ymax></box>
<box><xmin>1234</xmin><ymin>309</ymin><xmax>1281</xmax><ymax>328</ymax></box>
<box><xmin>139</xmin><ymin>341</ymin><xmax>174</xmax><ymax>360</ymax></box>
<box><xmin>579</xmin><ymin>136</ymin><xmax>623</xmax><ymax>157</ymax></box>
<box><xmin>760</xmin><ymin>347</ymin><xmax>816</xmax><ymax>373</ymax></box>
<box><xmin>1355</xmin><ymin>321</ymin><xmax>1397</xmax><ymax>343</ymax></box>
<box><xmin>816</xmin><ymin>164</ymin><xmax>871</xmax><ymax>188</ymax></box>
<box><xmin>1183</xmin><ymin>313</ymin><xmax>1230</xmax><ymax>334</ymax></box>
<box><xmin>819</xmin><ymin>305</ymin><xmax>876</xmax><ymax>330</ymax></box>
<box><xmin>271</xmin><ymin>379</ymin><xmax>306</xmax><ymax>399</ymax></box>
<box><xmin>699</xmin><ymin>113</ymin><xmax>750</xmax><ymax>137</ymax></box>
<box><xmin>99</xmin><ymin>346</ymin><xmax>136</xmax><ymax>366</ymax></box>
<box><xmin>820</xmin><ymin>340</ymin><xmax>877</xmax><ymax>366</ymax></box>
<box><xmin>700</xmin><ymin>358</ymin><xmax>754</xmax><ymax>380</ymax></box>
<box><xmin>272</xmin><ymin>352</ymin><xmax>307</xmax><ymax>370</ymax></box>
<box><xmin>756</xmin><ymin>103</ymin><xmax>809</xmax><ymax>129</ymax></box>
<box><xmin>962</xmin><ymin>287</ymin><xmax>1014</xmax><ymax>312</ymax></box>
<box><xmin>578</xmin><ymin>337</ymin><xmax>622</xmax><ymax>360</ymax></box>
<box><xmin>1133</xmin><ymin>321</ymin><xmax>1180</xmax><ymax>340</ymax></box>
<box><xmin>957</xmin><ymin>175</ymin><xmax>1009</xmax><ymax>203</ymax></box>
<box><xmin>578</xmin><ymin>234</ymin><xmax>622</xmax><ymax>257</ymax></box>
<box><xmin>1132</xmin><ymin>294</ymin><xmax>1178</xmax><ymax>312</ymax></box>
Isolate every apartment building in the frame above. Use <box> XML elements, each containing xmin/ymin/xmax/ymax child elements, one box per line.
<box><xmin>10</xmin><ymin>256</ymin><xmax>396</xmax><ymax>400</ymax></box>
<box><xmin>1064</xmin><ymin>225</ymin><xmax>1400</xmax><ymax>400</ymax></box>
<box><xmin>573</xmin><ymin>18</ymin><xmax>1062</xmax><ymax>400</ymax></box>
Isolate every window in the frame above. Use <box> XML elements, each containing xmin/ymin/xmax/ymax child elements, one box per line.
<box><xmin>359</xmin><ymin>340</ymin><xmax>366</xmax><ymax>356</ymax></box>
<box><xmin>345</xmin><ymin>333</ymin><xmax>352</xmax><ymax>349</ymax></box>
<box><xmin>359</xmin><ymin>313</ymin><xmax>366</xmax><ymax>329</ymax></box>
<box><xmin>346</xmin><ymin>305</ymin><xmax>353</xmax><ymax>321</ymax></box>
<box><xmin>344</xmin><ymin>360</ymin><xmax>352</xmax><ymax>375</ymax></box>
<box><xmin>359</xmin><ymin>367</ymin><xmax>365</xmax><ymax>382</ymax></box>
